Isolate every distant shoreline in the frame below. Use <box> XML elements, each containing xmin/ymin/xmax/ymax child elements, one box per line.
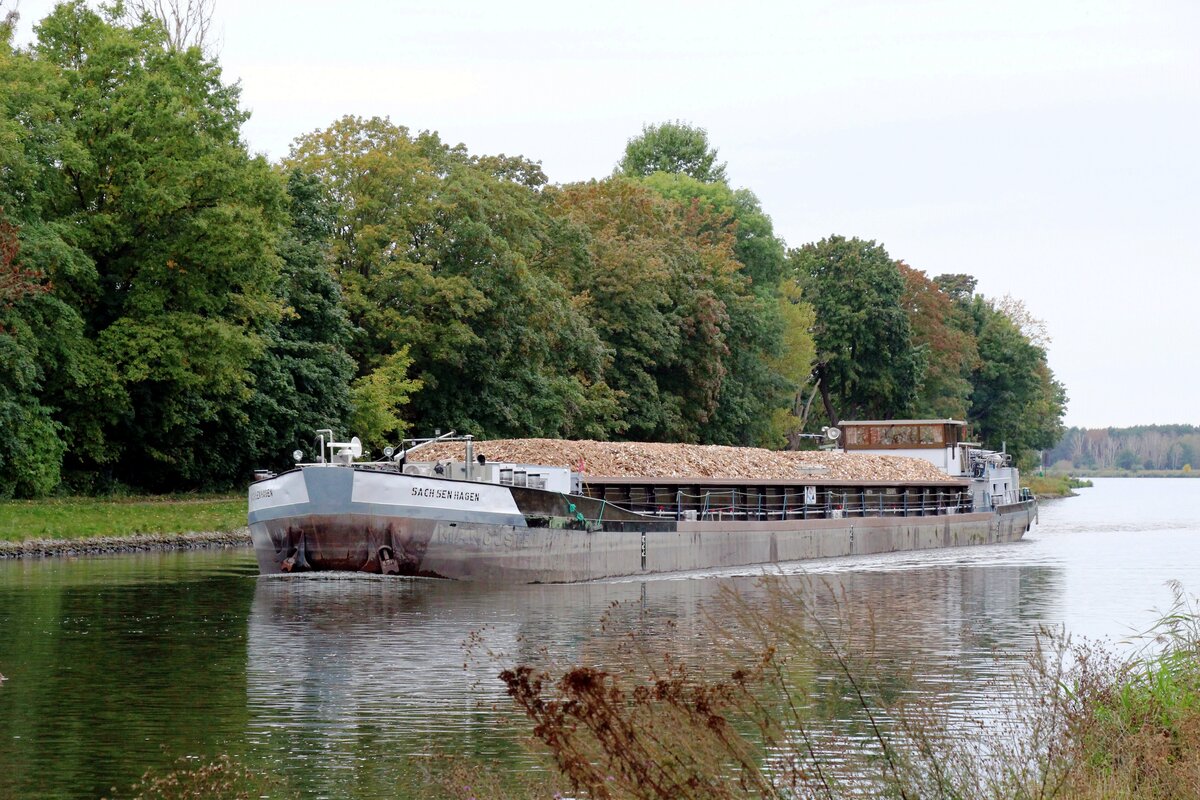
<box><xmin>0</xmin><ymin>529</ymin><xmax>252</xmax><ymax>560</ymax></box>
<box><xmin>1059</xmin><ymin>471</ymin><xmax>1198</xmax><ymax>479</ymax></box>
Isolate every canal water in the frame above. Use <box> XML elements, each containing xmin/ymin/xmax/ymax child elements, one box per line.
<box><xmin>1</xmin><ymin>477</ymin><xmax>1198</xmax><ymax>798</ymax></box>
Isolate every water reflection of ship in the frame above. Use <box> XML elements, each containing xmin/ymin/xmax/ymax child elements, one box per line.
<box><xmin>246</xmin><ymin>559</ymin><xmax>1062</xmax><ymax>790</ymax></box>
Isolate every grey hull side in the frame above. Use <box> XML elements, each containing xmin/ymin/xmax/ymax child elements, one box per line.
<box><xmin>249</xmin><ymin>470</ymin><xmax>1035</xmax><ymax>582</ymax></box>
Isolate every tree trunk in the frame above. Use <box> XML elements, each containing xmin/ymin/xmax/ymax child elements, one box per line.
<box><xmin>814</xmin><ymin>363</ymin><xmax>839</xmax><ymax>427</ymax></box>
<box><xmin>785</xmin><ymin>380</ymin><xmax>822</xmax><ymax>451</ymax></box>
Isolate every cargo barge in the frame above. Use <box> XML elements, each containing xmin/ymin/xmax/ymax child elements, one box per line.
<box><xmin>247</xmin><ymin>420</ymin><xmax>1036</xmax><ymax>583</ymax></box>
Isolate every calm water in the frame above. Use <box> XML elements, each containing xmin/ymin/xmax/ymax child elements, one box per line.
<box><xmin>2</xmin><ymin>478</ymin><xmax>1198</xmax><ymax>798</ymax></box>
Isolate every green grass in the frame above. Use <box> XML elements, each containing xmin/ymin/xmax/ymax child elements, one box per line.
<box><xmin>1025</xmin><ymin>473</ymin><xmax>1089</xmax><ymax>497</ymax></box>
<box><xmin>0</xmin><ymin>494</ymin><xmax>246</xmax><ymax>543</ymax></box>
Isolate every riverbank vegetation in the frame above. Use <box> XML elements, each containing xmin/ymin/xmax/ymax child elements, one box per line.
<box><xmin>1025</xmin><ymin>473</ymin><xmax>1093</xmax><ymax>498</ymax></box>
<box><xmin>1065</xmin><ymin>469</ymin><xmax>1196</xmax><ymax>479</ymax></box>
<box><xmin>0</xmin><ymin>495</ymin><xmax>244</xmax><ymax>542</ymax></box>
<box><xmin>485</xmin><ymin>580</ymin><xmax>1200</xmax><ymax>800</ymax></box>
<box><xmin>1048</xmin><ymin>425</ymin><xmax>1199</xmax><ymax>474</ymax></box>
<box><xmin>1</xmin><ymin>3</ymin><xmax>1065</xmax><ymax>499</ymax></box>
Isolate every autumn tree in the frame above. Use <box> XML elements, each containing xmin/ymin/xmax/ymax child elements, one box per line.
<box><xmin>899</xmin><ymin>262</ymin><xmax>977</xmax><ymax>419</ymax></box>
<box><xmin>547</xmin><ymin>178</ymin><xmax>753</xmax><ymax>442</ymax></box>
<box><xmin>0</xmin><ymin>210</ymin><xmax>43</xmax><ymax>308</ymax></box>
<box><xmin>636</xmin><ymin>172</ymin><xmax>800</xmax><ymax>444</ymax></box>
<box><xmin>639</xmin><ymin>173</ymin><xmax>785</xmax><ymax>289</ymax></box>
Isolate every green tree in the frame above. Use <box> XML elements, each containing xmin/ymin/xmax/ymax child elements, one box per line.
<box><xmin>20</xmin><ymin>3</ymin><xmax>291</xmax><ymax>490</ymax></box>
<box><xmin>0</xmin><ymin>21</ymin><xmax>116</xmax><ymax>496</ymax></box>
<box><xmin>286</xmin><ymin>116</ymin><xmax>619</xmax><ymax>440</ymax></box>
<box><xmin>788</xmin><ymin>236</ymin><xmax>923</xmax><ymax>426</ymax></box>
<box><xmin>933</xmin><ymin>273</ymin><xmax>978</xmax><ymax>303</ymax></box>
<box><xmin>617</xmin><ymin>121</ymin><xmax>728</xmax><ymax>183</ymax></box>
<box><xmin>349</xmin><ymin>348</ymin><xmax>422</xmax><ymax>450</ymax></box>
<box><xmin>283</xmin><ymin>116</ymin><xmax>468</xmax><ymax>371</ymax></box>
<box><xmin>238</xmin><ymin>170</ymin><xmax>357</xmax><ymax>473</ymax></box>
<box><xmin>967</xmin><ymin>297</ymin><xmax>1066</xmax><ymax>466</ymax></box>
<box><xmin>766</xmin><ymin>280</ymin><xmax>818</xmax><ymax>449</ymax></box>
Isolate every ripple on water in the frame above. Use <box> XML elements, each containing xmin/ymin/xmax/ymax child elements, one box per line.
<box><xmin>2</xmin><ymin>478</ymin><xmax>1199</xmax><ymax>798</ymax></box>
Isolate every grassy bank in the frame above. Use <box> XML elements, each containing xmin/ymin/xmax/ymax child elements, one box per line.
<box><xmin>0</xmin><ymin>495</ymin><xmax>246</xmax><ymax>543</ymax></box>
<box><xmin>1025</xmin><ymin>473</ymin><xmax>1092</xmax><ymax>498</ymax></box>
<box><xmin>1070</xmin><ymin>469</ymin><xmax>1199</xmax><ymax>478</ymax></box>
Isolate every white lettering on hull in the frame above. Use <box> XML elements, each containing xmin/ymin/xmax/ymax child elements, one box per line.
<box><xmin>410</xmin><ymin>486</ymin><xmax>482</xmax><ymax>503</ymax></box>
<box><xmin>247</xmin><ymin>471</ymin><xmax>309</xmax><ymax>512</ymax></box>
<box><xmin>351</xmin><ymin>471</ymin><xmax>520</xmax><ymax>515</ymax></box>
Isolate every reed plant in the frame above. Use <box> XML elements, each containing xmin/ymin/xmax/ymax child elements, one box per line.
<box><xmin>1059</xmin><ymin>581</ymin><xmax>1200</xmax><ymax>798</ymax></box>
<box><xmin>487</xmin><ymin>578</ymin><xmax>1200</xmax><ymax>800</ymax></box>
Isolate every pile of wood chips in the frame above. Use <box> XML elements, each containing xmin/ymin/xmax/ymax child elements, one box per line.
<box><xmin>411</xmin><ymin>438</ymin><xmax>954</xmax><ymax>483</ymax></box>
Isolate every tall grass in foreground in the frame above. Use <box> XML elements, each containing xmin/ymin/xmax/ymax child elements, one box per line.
<box><xmin>492</xmin><ymin>579</ymin><xmax>1200</xmax><ymax>800</ymax></box>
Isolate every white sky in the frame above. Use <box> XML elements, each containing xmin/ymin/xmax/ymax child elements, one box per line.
<box><xmin>12</xmin><ymin>0</ymin><xmax>1200</xmax><ymax>428</ymax></box>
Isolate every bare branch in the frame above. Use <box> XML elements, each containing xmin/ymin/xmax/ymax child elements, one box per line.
<box><xmin>126</xmin><ymin>0</ymin><xmax>215</xmax><ymax>52</ymax></box>
<box><xmin>993</xmin><ymin>293</ymin><xmax>1052</xmax><ymax>349</ymax></box>
<box><xmin>1</xmin><ymin>0</ymin><xmax>20</xmax><ymax>38</ymax></box>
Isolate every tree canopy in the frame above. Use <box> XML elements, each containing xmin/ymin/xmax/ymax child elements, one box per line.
<box><xmin>618</xmin><ymin>121</ymin><xmax>728</xmax><ymax>183</ymax></box>
<box><xmin>788</xmin><ymin>236</ymin><xmax>923</xmax><ymax>426</ymax></box>
<box><xmin>966</xmin><ymin>297</ymin><xmax>1066</xmax><ymax>463</ymax></box>
<box><xmin>900</xmin><ymin>263</ymin><xmax>977</xmax><ymax>420</ymax></box>
<box><xmin>0</xmin><ymin>6</ymin><xmax>1069</xmax><ymax>495</ymax></box>
<box><xmin>0</xmin><ymin>3</ymin><xmax>353</xmax><ymax>494</ymax></box>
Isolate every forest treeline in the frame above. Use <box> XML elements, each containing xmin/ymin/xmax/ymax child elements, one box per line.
<box><xmin>0</xmin><ymin>3</ymin><xmax>1065</xmax><ymax>497</ymax></box>
<box><xmin>1047</xmin><ymin>426</ymin><xmax>1199</xmax><ymax>472</ymax></box>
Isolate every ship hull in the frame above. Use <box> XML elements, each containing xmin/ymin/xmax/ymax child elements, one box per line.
<box><xmin>249</xmin><ymin>465</ymin><xmax>1035</xmax><ymax>583</ymax></box>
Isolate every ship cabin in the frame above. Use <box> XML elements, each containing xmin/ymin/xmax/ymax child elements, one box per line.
<box><xmin>838</xmin><ymin>419</ymin><xmax>968</xmax><ymax>476</ymax></box>
<box><xmin>838</xmin><ymin>419</ymin><xmax>1022</xmax><ymax>509</ymax></box>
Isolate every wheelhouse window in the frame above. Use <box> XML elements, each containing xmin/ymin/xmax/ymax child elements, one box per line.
<box><xmin>842</xmin><ymin>422</ymin><xmax>960</xmax><ymax>450</ymax></box>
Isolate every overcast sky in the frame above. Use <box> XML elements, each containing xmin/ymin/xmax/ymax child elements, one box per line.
<box><xmin>12</xmin><ymin>1</ymin><xmax>1200</xmax><ymax>428</ymax></box>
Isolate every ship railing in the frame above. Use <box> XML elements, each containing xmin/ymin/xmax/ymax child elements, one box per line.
<box><xmin>619</xmin><ymin>488</ymin><xmax>973</xmax><ymax>523</ymax></box>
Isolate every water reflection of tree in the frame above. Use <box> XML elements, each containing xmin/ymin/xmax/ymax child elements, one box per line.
<box><xmin>500</xmin><ymin>567</ymin><xmax>1071</xmax><ymax>798</ymax></box>
<box><xmin>239</xmin><ymin>562</ymin><xmax>1064</xmax><ymax>796</ymax></box>
<box><xmin>0</xmin><ymin>553</ymin><xmax>255</xmax><ymax>799</ymax></box>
